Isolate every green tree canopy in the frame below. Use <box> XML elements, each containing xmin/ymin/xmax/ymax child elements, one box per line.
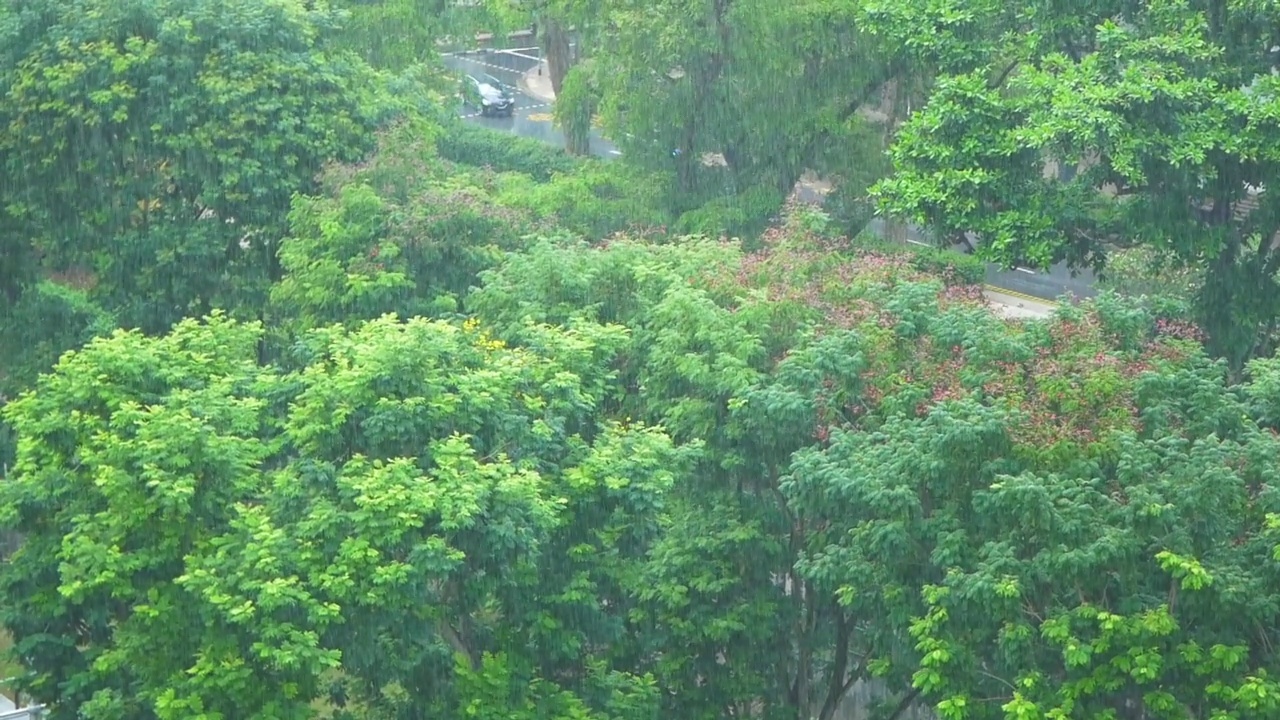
<box><xmin>0</xmin><ymin>0</ymin><xmax>378</xmax><ymax>331</ymax></box>
<box><xmin>588</xmin><ymin>0</ymin><xmax>898</xmax><ymax>213</ymax></box>
<box><xmin>10</xmin><ymin>203</ymin><xmax>1280</xmax><ymax>718</ymax></box>
<box><xmin>867</xmin><ymin>0</ymin><xmax>1280</xmax><ymax>368</ymax></box>
<box><xmin>0</xmin><ymin>312</ymin><xmax>676</xmax><ymax>719</ymax></box>
<box><xmin>472</xmin><ymin>208</ymin><xmax>1280</xmax><ymax>720</ymax></box>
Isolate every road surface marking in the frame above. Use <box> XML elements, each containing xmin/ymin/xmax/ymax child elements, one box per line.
<box><xmin>983</xmin><ymin>285</ymin><xmax>1060</xmax><ymax>307</ymax></box>
<box><xmin>441</xmin><ymin>47</ymin><xmax>540</xmax><ymax>56</ymax></box>
<box><xmin>609</xmin><ymin>150</ymin><xmax>622</xmax><ymax>155</ymax></box>
<box><xmin>444</xmin><ymin>57</ymin><xmax>527</xmax><ymax>75</ymax></box>
<box><xmin>503</xmin><ymin>50</ymin><xmax>541</xmax><ymax>61</ymax></box>
<box><xmin>526</xmin><ymin>112</ymin><xmax>553</xmax><ymax>122</ymax></box>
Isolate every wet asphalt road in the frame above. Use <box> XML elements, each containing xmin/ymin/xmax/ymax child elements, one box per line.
<box><xmin>987</xmin><ymin>262</ymin><xmax>1096</xmax><ymax>302</ymax></box>
<box><xmin>862</xmin><ymin>219</ymin><xmax>1098</xmax><ymax>301</ymax></box>
<box><xmin>441</xmin><ymin>50</ymin><xmax>1095</xmax><ymax>301</ymax></box>
<box><xmin>441</xmin><ymin>51</ymin><xmax>618</xmax><ymax>157</ymax></box>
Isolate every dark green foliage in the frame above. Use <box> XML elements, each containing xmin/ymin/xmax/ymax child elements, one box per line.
<box><xmin>0</xmin><ymin>0</ymin><xmax>379</xmax><ymax>332</ymax></box>
<box><xmin>491</xmin><ymin>162</ymin><xmax>673</xmax><ymax>240</ymax></box>
<box><xmin>0</xmin><ymin>282</ymin><xmax>116</xmax><ymax>399</ymax></box>
<box><xmin>673</xmin><ymin>185</ymin><xmax>786</xmax><ymax>242</ymax></box>
<box><xmin>0</xmin><ymin>281</ymin><xmax>116</xmax><ymax>471</ymax></box>
<box><xmin>436</xmin><ymin>121</ymin><xmax>581</xmax><ymax>180</ymax></box>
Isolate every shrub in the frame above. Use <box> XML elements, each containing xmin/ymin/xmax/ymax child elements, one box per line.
<box><xmin>1098</xmin><ymin>245</ymin><xmax>1201</xmax><ymax>301</ymax></box>
<box><xmin>851</xmin><ymin>230</ymin><xmax>987</xmax><ymax>286</ymax></box>
<box><xmin>493</xmin><ymin>163</ymin><xmax>672</xmax><ymax>240</ymax></box>
<box><xmin>436</xmin><ymin>121</ymin><xmax>581</xmax><ymax>181</ymax></box>
<box><xmin>0</xmin><ymin>280</ymin><xmax>116</xmax><ymax>468</ymax></box>
<box><xmin>674</xmin><ymin>185</ymin><xmax>786</xmax><ymax>241</ymax></box>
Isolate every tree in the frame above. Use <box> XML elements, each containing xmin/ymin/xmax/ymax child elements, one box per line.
<box><xmin>471</xmin><ymin>210</ymin><xmax>991</xmax><ymax>720</ymax></box>
<box><xmin>270</xmin><ymin>120</ymin><xmax>551</xmax><ymax>338</ymax></box>
<box><xmin>588</xmin><ymin>0</ymin><xmax>901</xmax><ymax>211</ymax></box>
<box><xmin>328</xmin><ymin>0</ymin><xmax>459</xmax><ymax>72</ymax></box>
<box><xmin>554</xmin><ymin>64</ymin><xmax>598</xmax><ymax>156</ymax></box>
<box><xmin>482</xmin><ymin>0</ymin><xmax>592</xmax><ymax>95</ymax></box>
<box><xmin>866</xmin><ymin>0</ymin><xmax>1280</xmax><ymax>369</ymax></box>
<box><xmin>473</xmin><ymin>203</ymin><xmax>1280</xmax><ymax>719</ymax></box>
<box><xmin>788</xmin><ymin>297</ymin><xmax>1280</xmax><ymax>719</ymax></box>
<box><xmin>0</xmin><ymin>0</ymin><xmax>377</xmax><ymax>332</ymax></box>
<box><xmin>0</xmin><ymin>312</ymin><xmax>677</xmax><ymax>719</ymax></box>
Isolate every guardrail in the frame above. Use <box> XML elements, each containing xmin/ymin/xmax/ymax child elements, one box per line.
<box><xmin>0</xmin><ymin>706</ymin><xmax>44</xmax><ymax>720</ymax></box>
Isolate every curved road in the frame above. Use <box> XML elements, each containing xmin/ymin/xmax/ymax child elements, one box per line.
<box><xmin>441</xmin><ymin>50</ymin><xmax>1095</xmax><ymax>302</ymax></box>
<box><xmin>442</xmin><ymin>51</ymin><xmax>617</xmax><ymax>156</ymax></box>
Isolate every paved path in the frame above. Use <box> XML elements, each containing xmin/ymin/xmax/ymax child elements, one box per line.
<box><xmin>519</xmin><ymin>60</ymin><xmax>556</xmax><ymax>103</ymax></box>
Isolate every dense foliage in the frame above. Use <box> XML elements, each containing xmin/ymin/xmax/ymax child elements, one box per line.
<box><xmin>5</xmin><ymin>0</ymin><xmax>1280</xmax><ymax>719</ymax></box>
<box><xmin>866</xmin><ymin>0</ymin><xmax>1280</xmax><ymax>369</ymax></box>
<box><xmin>0</xmin><ymin>0</ymin><xmax>379</xmax><ymax>333</ymax></box>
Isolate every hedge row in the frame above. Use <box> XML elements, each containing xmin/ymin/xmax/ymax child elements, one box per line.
<box><xmin>435</xmin><ymin>121</ymin><xmax>581</xmax><ymax>181</ymax></box>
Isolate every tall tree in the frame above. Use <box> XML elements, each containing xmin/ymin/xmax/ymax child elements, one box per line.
<box><xmin>270</xmin><ymin>119</ymin><xmax>549</xmax><ymax>337</ymax></box>
<box><xmin>473</xmin><ymin>204</ymin><xmax>1280</xmax><ymax>719</ymax></box>
<box><xmin>469</xmin><ymin>213</ymin><xmax>992</xmax><ymax>720</ymax></box>
<box><xmin>328</xmin><ymin>0</ymin><xmax>455</xmax><ymax>71</ymax></box>
<box><xmin>0</xmin><ymin>0</ymin><xmax>377</xmax><ymax>332</ymax></box>
<box><xmin>867</xmin><ymin>0</ymin><xmax>1280</xmax><ymax>368</ymax></box>
<box><xmin>483</xmin><ymin>0</ymin><xmax>594</xmax><ymax>93</ymax></box>
<box><xmin>589</xmin><ymin>0</ymin><xmax>901</xmax><ymax>207</ymax></box>
<box><xmin>784</xmin><ymin>291</ymin><xmax>1280</xmax><ymax>719</ymax></box>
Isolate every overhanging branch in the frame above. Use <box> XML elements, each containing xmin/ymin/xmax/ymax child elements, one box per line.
<box><xmin>987</xmin><ymin>61</ymin><xmax>1019</xmax><ymax>90</ymax></box>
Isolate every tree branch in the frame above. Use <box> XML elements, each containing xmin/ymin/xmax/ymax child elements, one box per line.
<box><xmin>987</xmin><ymin>61</ymin><xmax>1019</xmax><ymax>90</ymax></box>
<box><xmin>438</xmin><ymin>620</ymin><xmax>479</xmax><ymax>670</ymax></box>
<box><xmin>836</xmin><ymin>60</ymin><xmax>906</xmax><ymax>125</ymax></box>
<box><xmin>885</xmin><ymin>687</ymin><xmax>924</xmax><ymax>720</ymax></box>
<box><xmin>979</xmin><ymin>666</ymin><xmax>1017</xmax><ymax>691</ymax></box>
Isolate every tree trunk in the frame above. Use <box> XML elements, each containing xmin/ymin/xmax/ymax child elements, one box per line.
<box><xmin>557</xmin><ymin>67</ymin><xmax>593</xmax><ymax>155</ymax></box>
<box><xmin>565</xmin><ymin>128</ymin><xmax>590</xmax><ymax>155</ymax></box>
<box><xmin>880</xmin><ymin>77</ymin><xmax>910</xmax><ymax>243</ymax></box>
<box><xmin>540</xmin><ymin>17</ymin><xmax>573</xmax><ymax>97</ymax></box>
<box><xmin>676</xmin><ymin>125</ymin><xmax>696</xmax><ymax>197</ymax></box>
